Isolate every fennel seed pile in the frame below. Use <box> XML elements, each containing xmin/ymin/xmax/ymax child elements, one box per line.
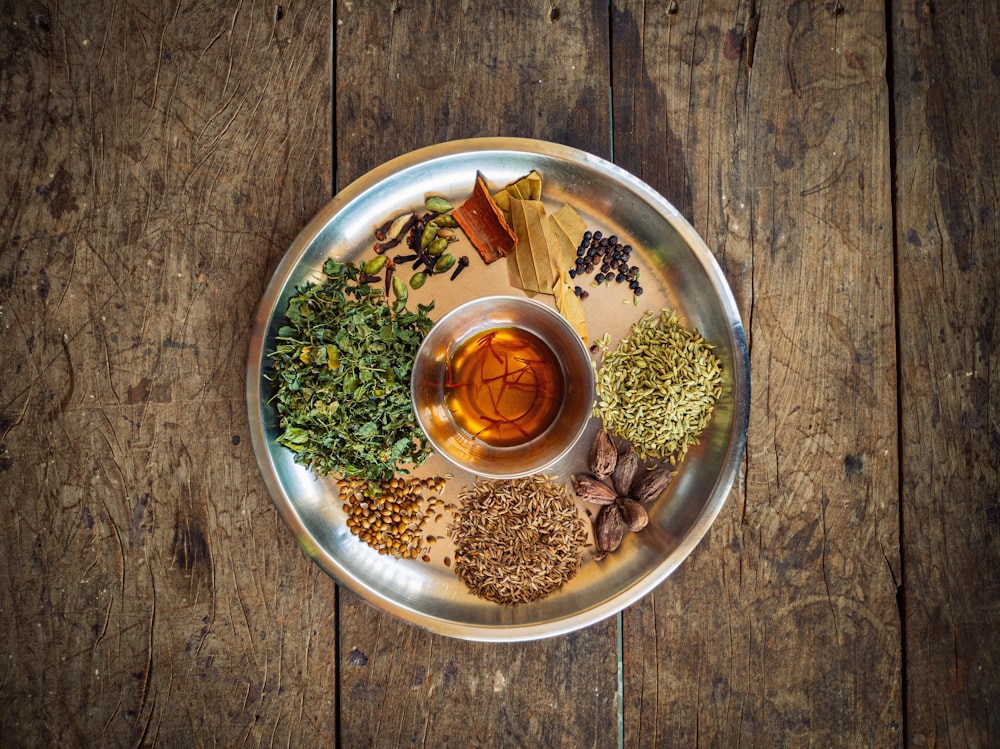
<box><xmin>449</xmin><ymin>475</ymin><xmax>589</xmax><ymax>605</ymax></box>
<box><xmin>595</xmin><ymin>308</ymin><xmax>723</xmax><ymax>462</ymax></box>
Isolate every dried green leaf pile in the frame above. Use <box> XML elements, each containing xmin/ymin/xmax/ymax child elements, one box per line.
<box><xmin>594</xmin><ymin>308</ymin><xmax>723</xmax><ymax>462</ymax></box>
<box><xmin>268</xmin><ymin>259</ymin><xmax>435</xmax><ymax>484</ymax></box>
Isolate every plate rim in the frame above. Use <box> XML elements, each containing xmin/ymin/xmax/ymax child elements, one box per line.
<box><xmin>246</xmin><ymin>136</ymin><xmax>751</xmax><ymax>641</ymax></box>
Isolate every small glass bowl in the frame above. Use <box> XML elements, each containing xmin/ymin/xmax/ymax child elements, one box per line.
<box><xmin>411</xmin><ymin>295</ymin><xmax>595</xmax><ymax>478</ymax></box>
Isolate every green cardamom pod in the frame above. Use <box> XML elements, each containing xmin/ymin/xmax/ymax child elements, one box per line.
<box><xmin>363</xmin><ymin>255</ymin><xmax>387</xmax><ymax>276</ymax></box>
<box><xmin>430</xmin><ymin>214</ymin><xmax>458</xmax><ymax>228</ymax></box>
<box><xmin>419</xmin><ymin>222</ymin><xmax>438</xmax><ymax>250</ymax></box>
<box><xmin>424</xmin><ymin>196</ymin><xmax>454</xmax><ymax>213</ymax></box>
<box><xmin>392</xmin><ymin>275</ymin><xmax>408</xmax><ymax>303</ymax></box>
<box><xmin>385</xmin><ymin>213</ymin><xmax>412</xmax><ymax>241</ymax></box>
<box><xmin>409</xmin><ymin>272</ymin><xmax>427</xmax><ymax>289</ymax></box>
<box><xmin>427</xmin><ymin>237</ymin><xmax>449</xmax><ymax>256</ymax></box>
<box><xmin>433</xmin><ymin>254</ymin><xmax>456</xmax><ymax>274</ymax></box>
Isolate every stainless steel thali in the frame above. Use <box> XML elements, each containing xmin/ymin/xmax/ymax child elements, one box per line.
<box><xmin>246</xmin><ymin>137</ymin><xmax>750</xmax><ymax>641</ymax></box>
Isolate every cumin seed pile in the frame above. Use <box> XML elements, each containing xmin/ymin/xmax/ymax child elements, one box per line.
<box><xmin>449</xmin><ymin>475</ymin><xmax>589</xmax><ymax>605</ymax></box>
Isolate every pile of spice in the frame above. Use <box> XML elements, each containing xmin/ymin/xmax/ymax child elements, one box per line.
<box><xmin>449</xmin><ymin>475</ymin><xmax>589</xmax><ymax>604</ymax></box>
<box><xmin>371</xmin><ymin>196</ymin><xmax>471</xmax><ymax>293</ymax></box>
<box><xmin>572</xmin><ymin>429</ymin><xmax>673</xmax><ymax>559</ymax></box>
<box><xmin>568</xmin><ymin>230</ymin><xmax>644</xmax><ymax>299</ymax></box>
<box><xmin>267</xmin><ymin>258</ymin><xmax>435</xmax><ymax>483</ymax></box>
<box><xmin>339</xmin><ymin>475</ymin><xmax>447</xmax><ymax>560</ymax></box>
<box><xmin>594</xmin><ymin>308</ymin><xmax>723</xmax><ymax>462</ymax></box>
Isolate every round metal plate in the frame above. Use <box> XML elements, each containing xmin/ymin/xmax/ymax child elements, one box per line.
<box><xmin>246</xmin><ymin>137</ymin><xmax>750</xmax><ymax>641</ymax></box>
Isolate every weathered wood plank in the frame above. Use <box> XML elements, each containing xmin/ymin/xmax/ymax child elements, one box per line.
<box><xmin>892</xmin><ymin>1</ymin><xmax>1000</xmax><ymax>746</ymax></box>
<box><xmin>334</xmin><ymin>2</ymin><xmax>619</xmax><ymax>747</ymax></box>
<box><xmin>0</xmin><ymin>1</ymin><xmax>334</xmax><ymax>744</ymax></box>
<box><xmin>613</xmin><ymin>1</ymin><xmax>901</xmax><ymax>745</ymax></box>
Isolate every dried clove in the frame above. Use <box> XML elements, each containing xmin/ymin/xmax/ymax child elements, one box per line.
<box><xmin>383</xmin><ymin>257</ymin><xmax>396</xmax><ymax>297</ymax></box>
<box><xmin>374</xmin><ymin>216</ymin><xmax>394</xmax><ymax>241</ymax></box>
<box><xmin>450</xmin><ymin>255</ymin><xmax>470</xmax><ymax>280</ymax></box>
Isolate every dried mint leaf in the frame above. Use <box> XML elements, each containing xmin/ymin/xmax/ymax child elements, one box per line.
<box><xmin>266</xmin><ymin>258</ymin><xmax>435</xmax><ymax>485</ymax></box>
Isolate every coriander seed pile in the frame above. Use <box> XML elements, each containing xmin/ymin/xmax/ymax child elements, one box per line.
<box><xmin>340</xmin><ymin>475</ymin><xmax>447</xmax><ymax>559</ymax></box>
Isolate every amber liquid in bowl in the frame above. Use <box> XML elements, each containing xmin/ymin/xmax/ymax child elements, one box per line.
<box><xmin>444</xmin><ymin>327</ymin><xmax>565</xmax><ymax>447</ymax></box>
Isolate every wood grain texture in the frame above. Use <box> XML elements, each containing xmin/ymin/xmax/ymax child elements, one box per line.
<box><xmin>335</xmin><ymin>0</ymin><xmax>613</xmax><ymax>180</ymax></box>
<box><xmin>0</xmin><ymin>1</ymin><xmax>334</xmax><ymax>744</ymax></box>
<box><xmin>333</xmin><ymin>2</ymin><xmax>619</xmax><ymax>747</ymax></box>
<box><xmin>613</xmin><ymin>1</ymin><xmax>901</xmax><ymax>745</ymax></box>
<box><xmin>892</xmin><ymin>1</ymin><xmax>1000</xmax><ymax>746</ymax></box>
<box><xmin>2</xmin><ymin>0</ymin><xmax>997</xmax><ymax>746</ymax></box>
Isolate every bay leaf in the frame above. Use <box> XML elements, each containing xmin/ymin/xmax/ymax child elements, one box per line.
<box><xmin>549</xmin><ymin>203</ymin><xmax>587</xmax><ymax>281</ymax></box>
<box><xmin>554</xmin><ymin>270</ymin><xmax>588</xmax><ymax>344</ymax></box>
<box><xmin>508</xmin><ymin>198</ymin><xmax>544</xmax><ymax>293</ymax></box>
<box><xmin>493</xmin><ymin>170</ymin><xmax>543</xmax><ymax>213</ymax></box>
<box><xmin>506</xmin><ymin>242</ymin><xmax>524</xmax><ymax>288</ymax></box>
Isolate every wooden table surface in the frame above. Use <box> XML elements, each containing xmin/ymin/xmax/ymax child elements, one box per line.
<box><xmin>1</xmin><ymin>1</ymin><xmax>997</xmax><ymax>746</ymax></box>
